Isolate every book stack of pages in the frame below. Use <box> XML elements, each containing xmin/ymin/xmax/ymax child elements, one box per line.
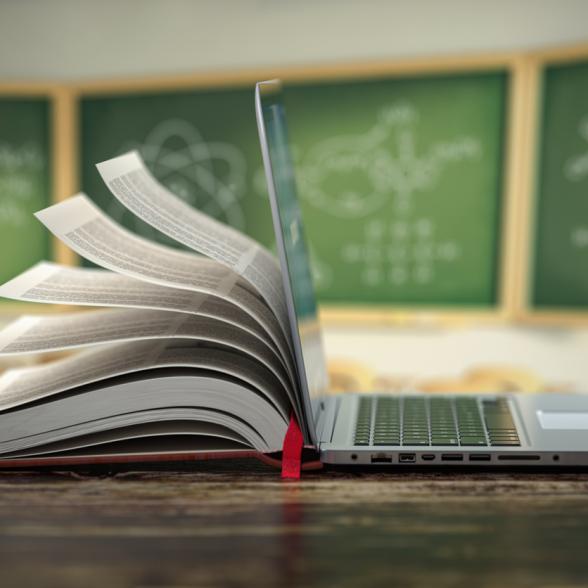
<box><xmin>0</xmin><ymin>152</ymin><xmax>309</xmax><ymax>468</ymax></box>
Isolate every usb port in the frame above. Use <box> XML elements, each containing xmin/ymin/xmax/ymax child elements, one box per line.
<box><xmin>421</xmin><ymin>454</ymin><xmax>436</xmax><ymax>461</ymax></box>
<box><xmin>399</xmin><ymin>453</ymin><xmax>416</xmax><ymax>463</ymax></box>
<box><xmin>469</xmin><ymin>454</ymin><xmax>491</xmax><ymax>462</ymax></box>
<box><xmin>371</xmin><ymin>454</ymin><xmax>392</xmax><ymax>464</ymax></box>
<box><xmin>441</xmin><ymin>454</ymin><xmax>463</xmax><ymax>461</ymax></box>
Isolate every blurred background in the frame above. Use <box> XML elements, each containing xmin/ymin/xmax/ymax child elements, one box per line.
<box><xmin>1</xmin><ymin>0</ymin><xmax>588</xmax><ymax>394</ymax></box>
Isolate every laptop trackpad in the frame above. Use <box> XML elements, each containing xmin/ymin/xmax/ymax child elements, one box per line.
<box><xmin>538</xmin><ymin>411</ymin><xmax>588</xmax><ymax>430</ymax></box>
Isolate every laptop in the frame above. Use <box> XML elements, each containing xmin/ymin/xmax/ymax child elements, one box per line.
<box><xmin>255</xmin><ymin>78</ymin><xmax>588</xmax><ymax>467</ymax></box>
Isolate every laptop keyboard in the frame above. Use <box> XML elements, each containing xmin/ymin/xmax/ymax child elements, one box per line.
<box><xmin>353</xmin><ymin>396</ymin><xmax>520</xmax><ymax>447</ymax></box>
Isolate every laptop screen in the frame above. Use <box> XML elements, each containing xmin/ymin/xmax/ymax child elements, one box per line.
<box><xmin>255</xmin><ymin>80</ymin><xmax>329</xmax><ymax>444</ymax></box>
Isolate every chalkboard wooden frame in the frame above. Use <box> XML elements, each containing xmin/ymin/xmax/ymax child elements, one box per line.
<box><xmin>73</xmin><ymin>53</ymin><xmax>526</xmax><ymax>325</ymax></box>
<box><xmin>516</xmin><ymin>44</ymin><xmax>588</xmax><ymax>325</ymax></box>
<box><xmin>0</xmin><ymin>84</ymin><xmax>76</xmax><ymax>313</ymax></box>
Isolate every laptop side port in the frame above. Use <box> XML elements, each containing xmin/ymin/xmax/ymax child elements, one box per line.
<box><xmin>469</xmin><ymin>454</ymin><xmax>491</xmax><ymax>462</ymax></box>
<box><xmin>441</xmin><ymin>454</ymin><xmax>463</xmax><ymax>461</ymax></box>
<box><xmin>497</xmin><ymin>454</ymin><xmax>540</xmax><ymax>461</ymax></box>
<box><xmin>371</xmin><ymin>454</ymin><xmax>392</xmax><ymax>464</ymax></box>
<box><xmin>399</xmin><ymin>453</ymin><xmax>416</xmax><ymax>463</ymax></box>
<box><xmin>421</xmin><ymin>454</ymin><xmax>435</xmax><ymax>461</ymax></box>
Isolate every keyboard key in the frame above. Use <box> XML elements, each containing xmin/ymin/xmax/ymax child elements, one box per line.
<box><xmin>490</xmin><ymin>440</ymin><xmax>520</xmax><ymax>446</ymax></box>
<box><xmin>459</xmin><ymin>437</ymin><xmax>488</xmax><ymax>446</ymax></box>
<box><xmin>431</xmin><ymin>437</ymin><xmax>458</xmax><ymax>446</ymax></box>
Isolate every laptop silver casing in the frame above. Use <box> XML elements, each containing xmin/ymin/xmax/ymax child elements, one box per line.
<box><xmin>314</xmin><ymin>393</ymin><xmax>588</xmax><ymax>466</ymax></box>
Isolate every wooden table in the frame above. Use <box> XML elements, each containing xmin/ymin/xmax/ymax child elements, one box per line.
<box><xmin>1</xmin><ymin>463</ymin><xmax>588</xmax><ymax>587</ymax></box>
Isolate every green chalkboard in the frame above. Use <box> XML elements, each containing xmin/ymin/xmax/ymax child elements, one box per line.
<box><xmin>532</xmin><ymin>59</ymin><xmax>588</xmax><ymax>310</ymax></box>
<box><xmin>80</xmin><ymin>70</ymin><xmax>508</xmax><ymax>307</ymax></box>
<box><xmin>80</xmin><ymin>87</ymin><xmax>275</xmax><ymax>251</ymax></box>
<box><xmin>0</xmin><ymin>96</ymin><xmax>52</xmax><ymax>291</ymax></box>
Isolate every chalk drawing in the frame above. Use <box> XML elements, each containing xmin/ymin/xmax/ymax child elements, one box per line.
<box><xmin>112</xmin><ymin>119</ymin><xmax>247</xmax><ymax>241</ymax></box>
<box><xmin>571</xmin><ymin>226</ymin><xmax>588</xmax><ymax>249</ymax></box>
<box><xmin>297</xmin><ymin>101</ymin><xmax>481</xmax><ymax>218</ymax></box>
<box><xmin>0</xmin><ymin>142</ymin><xmax>44</xmax><ymax>227</ymax></box>
<box><xmin>253</xmin><ymin>102</ymin><xmax>481</xmax><ymax>220</ymax></box>
<box><xmin>561</xmin><ymin>117</ymin><xmax>588</xmax><ymax>252</ymax></box>
<box><xmin>565</xmin><ymin>116</ymin><xmax>588</xmax><ymax>182</ymax></box>
<box><xmin>307</xmin><ymin>243</ymin><xmax>332</xmax><ymax>292</ymax></box>
<box><xmin>342</xmin><ymin>218</ymin><xmax>461</xmax><ymax>287</ymax></box>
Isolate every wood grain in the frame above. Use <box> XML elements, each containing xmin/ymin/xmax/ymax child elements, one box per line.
<box><xmin>1</xmin><ymin>466</ymin><xmax>588</xmax><ymax>587</ymax></box>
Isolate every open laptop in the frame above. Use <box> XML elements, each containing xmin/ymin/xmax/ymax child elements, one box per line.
<box><xmin>255</xmin><ymin>78</ymin><xmax>588</xmax><ymax>467</ymax></box>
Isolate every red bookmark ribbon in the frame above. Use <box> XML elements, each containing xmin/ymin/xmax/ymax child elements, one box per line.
<box><xmin>281</xmin><ymin>414</ymin><xmax>303</xmax><ymax>479</ymax></box>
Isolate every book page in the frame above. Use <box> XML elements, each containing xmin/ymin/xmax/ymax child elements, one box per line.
<box><xmin>35</xmin><ymin>194</ymin><xmax>246</xmax><ymax>297</ymax></box>
<box><xmin>0</xmin><ymin>378</ymin><xmax>284</xmax><ymax>455</ymax></box>
<box><xmin>0</xmin><ymin>372</ymin><xmax>285</xmax><ymax>455</ymax></box>
<box><xmin>4</xmin><ymin>418</ymin><xmax>254</xmax><ymax>458</ymax></box>
<box><xmin>0</xmin><ymin>262</ymin><xmax>284</xmax><ymax>368</ymax></box>
<box><xmin>0</xmin><ymin>339</ymin><xmax>292</xmax><ymax>423</ymax></box>
<box><xmin>0</xmin><ymin>308</ymin><xmax>293</xmax><ymax>401</ymax></box>
<box><xmin>96</xmin><ymin>151</ymin><xmax>288</xmax><ymax>330</ymax></box>
<box><xmin>33</xmin><ymin>197</ymin><xmax>295</xmax><ymax>372</ymax></box>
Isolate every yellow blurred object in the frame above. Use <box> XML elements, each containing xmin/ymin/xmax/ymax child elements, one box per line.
<box><xmin>415</xmin><ymin>366</ymin><xmax>545</xmax><ymax>393</ymax></box>
<box><xmin>416</xmin><ymin>378</ymin><xmax>493</xmax><ymax>393</ymax></box>
<box><xmin>327</xmin><ymin>360</ymin><xmax>375</xmax><ymax>393</ymax></box>
<box><xmin>464</xmin><ymin>366</ymin><xmax>544</xmax><ymax>393</ymax></box>
<box><xmin>328</xmin><ymin>360</ymin><xmax>550</xmax><ymax>394</ymax></box>
<box><xmin>372</xmin><ymin>375</ymin><xmax>412</xmax><ymax>393</ymax></box>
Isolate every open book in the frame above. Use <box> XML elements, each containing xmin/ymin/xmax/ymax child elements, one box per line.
<box><xmin>0</xmin><ymin>152</ymin><xmax>320</xmax><ymax>471</ymax></box>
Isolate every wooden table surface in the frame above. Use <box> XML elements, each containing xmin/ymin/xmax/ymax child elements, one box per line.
<box><xmin>2</xmin><ymin>463</ymin><xmax>588</xmax><ymax>588</ymax></box>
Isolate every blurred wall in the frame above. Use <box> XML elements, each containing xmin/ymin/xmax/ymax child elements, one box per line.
<box><xmin>1</xmin><ymin>0</ymin><xmax>587</xmax><ymax>391</ymax></box>
<box><xmin>0</xmin><ymin>0</ymin><xmax>587</xmax><ymax>80</ymax></box>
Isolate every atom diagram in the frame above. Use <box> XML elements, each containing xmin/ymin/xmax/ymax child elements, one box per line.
<box><xmin>110</xmin><ymin>119</ymin><xmax>247</xmax><ymax>242</ymax></box>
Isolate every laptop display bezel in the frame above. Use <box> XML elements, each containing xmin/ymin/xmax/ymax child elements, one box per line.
<box><xmin>255</xmin><ymin>79</ymin><xmax>328</xmax><ymax>447</ymax></box>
